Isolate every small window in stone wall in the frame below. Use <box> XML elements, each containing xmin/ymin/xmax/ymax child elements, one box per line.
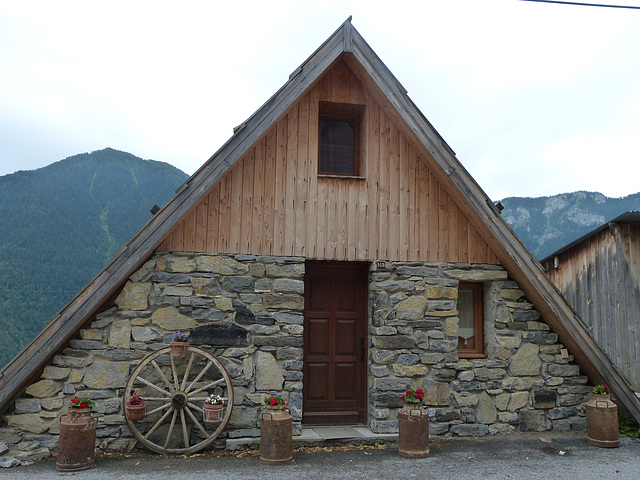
<box><xmin>457</xmin><ymin>282</ymin><xmax>484</xmax><ymax>358</ymax></box>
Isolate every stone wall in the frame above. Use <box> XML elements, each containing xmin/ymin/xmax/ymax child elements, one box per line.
<box><xmin>1</xmin><ymin>255</ymin><xmax>590</xmax><ymax>463</ymax></box>
<box><xmin>368</xmin><ymin>261</ymin><xmax>588</xmax><ymax>436</ymax></box>
<box><xmin>1</xmin><ymin>253</ymin><xmax>305</xmax><ymax>461</ymax></box>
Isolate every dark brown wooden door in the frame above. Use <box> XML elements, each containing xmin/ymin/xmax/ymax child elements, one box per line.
<box><xmin>303</xmin><ymin>262</ymin><xmax>367</xmax><ymax>425</ymax></box>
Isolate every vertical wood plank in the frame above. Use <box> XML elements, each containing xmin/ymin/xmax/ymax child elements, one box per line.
<box><xmin>399</xmin><ymin>136</ymin><xmax>410</xmax><ymax>261</ymax></box>
<box><xmin>218</xmin><ymin>174</ymin><xmax>231</xmax><ymax>253</ymax></box>
<box><xmin>285</xmin><ymin>106</ymin><xmax>298</xmax><ymax>256</ymax></box>
<box><xmin>428</xmin><ymin>173</ymin><xmax>439</xmax><ymax>262</ymax></box>
<box><xmin>303</xmin><ymin>91</ymin><xmax>317</xmax><ymax>258</ymax></box>
<box><xmin>418</xmin><ymin>155</ymin><xmax>429</xmax><ymax>262</ymax></box>
<box><xmin>448</xmin><ymin>195</ymin><xmax>458</xmax><ymax>263</ymax></box>
<box><xmin>274</xmin><ymin>117</ymin><xmax>287</xmax><ymax>256</ymax></box>
<box><xmin>252</xmin><ymin>139</ymin><xmax>265</xmax><ymax>254</ymax></box>
<box><xmin>388</xmin><ymin>122</ymin><xmax>400</xmax><ymax>260</ymax></box>
<box><xmin>241</xmin><ymin>152</ymin><xmax>254</xmax><ymax>253</ymax></box>
<box><xmin>457</xmin><ymin>208</ymin><xmax>469</xmax><ymax>263</ymax></box>
<box><xmin>195</xmin><ymin>196</ymin><xmax>209</xmax><ymax>252</ymax></box>
<box><xmin>229</xmin><ymin>163</ymin><xmax>243</xmax><ymax>253</ymax></box>
<box><xmin>367</xmin><ymin>100</ymin><xmax>380</xmax><ymax>259</ymax></box>
<box><xmin>437</xmin><ymin>183</ymin><xmax>448</xmax><ymax>262</ymax></box>
<box><xmin>378</xmin><ymin>109</ymin><xmax>390</xmax><ymax>260</ymax></box>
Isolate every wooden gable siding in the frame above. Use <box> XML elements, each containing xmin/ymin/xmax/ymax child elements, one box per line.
<box><xmin>159</xmin><ymin>60</ymin><xmax>499</xmax><ymax>264</ymax></box>
<box><xmin>544</xmin><ymin>224</ymin><xmax>640</xmax><ymax>390</ymax></box>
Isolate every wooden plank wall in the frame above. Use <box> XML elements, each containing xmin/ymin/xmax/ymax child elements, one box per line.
<box><xmin>544</xmin><ymin>225</ymin><xmax>640</xmax><ymax>391</ymax></box>
<box><xmin>159</xmin><ymin>60</ymin><xmax>499</xmax><ymax>265</ymax></box>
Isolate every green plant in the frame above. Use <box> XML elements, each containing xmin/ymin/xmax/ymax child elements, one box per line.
<box><xmin>619</xmin><ymin>415</ymin><xmax>640</xmax><ymax>438</ymax></box>
<box><xmin>593</xmin><ymin>385</ymin><xmax>610</xmax><ymax>394</ymax></box>
<box><xmin>127</xmin><ymin>394</ymin><xmax>145</xmax><ymax>406</ymax></box>
<box><xmin>70</xmin><ymin>395</ymin><xmax>95</xmax><ymax>409</ymax></box>
<box><xmin>401</xmin><ymin>389</ymin><xmax>425</xmax><ymax>404</ymax></box>
<box><xmin>264</xmin><ymin>395</ymin><xmax>286</xmax><ymax>407</ymax></box>
<box><xmin>172</xmin><ymin>331</ymin><xmax>189</xmax><ymax>342</ymax></box>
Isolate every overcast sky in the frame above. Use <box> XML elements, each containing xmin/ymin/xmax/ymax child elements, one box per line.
<box><xmin>1</xmin><ymin>0</ymin><xmax>639</xmax><ymax>200</ymax></box>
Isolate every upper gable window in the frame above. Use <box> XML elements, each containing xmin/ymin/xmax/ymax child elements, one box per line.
<box><xmin>318</xmin><ymin>102</ymin><xmax>364</xmax><ymax>176</ymax></box>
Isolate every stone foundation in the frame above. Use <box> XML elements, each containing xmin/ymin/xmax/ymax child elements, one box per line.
<box><xmin>0</xmin><ymin>255</ymin><xmax>588</xmax><ymax>463</ymax></box>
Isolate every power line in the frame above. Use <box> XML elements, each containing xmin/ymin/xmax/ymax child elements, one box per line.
<box><xmin>521</xmin><ymin>0</ymin><xmax>640</xmax><ymax>9</ymax></box>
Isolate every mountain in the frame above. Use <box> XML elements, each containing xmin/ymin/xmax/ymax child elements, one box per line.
<box><xmin>0</xmin><ymin>148</ymin><xmax>189</xmax><ymax>368</ymax></box>
<box><xmin>500</xmin><ymin>191</ymin><xmax>640</xmax><ymax>260</ymax></box>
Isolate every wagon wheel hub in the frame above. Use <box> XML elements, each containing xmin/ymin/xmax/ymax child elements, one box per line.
<box><xmin>171</xmin><ymin>391</ymin><xmax>189</xmax><ymax>409</ymax></box>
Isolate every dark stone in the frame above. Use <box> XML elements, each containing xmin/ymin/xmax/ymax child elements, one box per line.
<box><xmin>149</xmin><ymin>295</ymin><xmax>180</xmax><ymax>306</ymax></box>
<box><xmin>429</xmin><ymin>423</ymin><xmax>450</xmax><ymax>435</ymax></box>
<box><xmin>548</xmin><ymin>407</ymin><xmax>577</xmax><ymax>420</ymax></box>
<box><xmin>522</xmin><ymin>332</ymin><xmax>559</xmax><ymax>344</ymax></box>
<box><xmin>412</xmin><ymin>320</ymin><xmax>443</xmax><ymax>329</ymax></box>
<box><xmin>152</xmin><ymin>272</ymin><xmax>192</xmax><ymax>283</ymax></box>
<box><xmin>507</xmin><ymin>322</ymin><xmax>528</xmax><ymax>331</ymax></box>
<box><xmin>68</xmin><ymin>340</ymin><xmax>104</xmax><ymax>350</ymax></box>
<box><xmin>370</xmin><ymin>392</ymin><xmax>404</xmax><ymax>408</ymax></box>
<box><xmin>189</xmin><ymin>322</ymin><xmax>249</xmax><ymax>346</ymax></box>
<box><xmin>396</xmin><ymin>266</ymin><xmax>438</xmax><ymax>277</ymax></box>
<box><xmin>233</xmin><ymin>301</ymin><xmax>256</xmax><ymax>324</ymax></box>
<box><xmin>436</xmin><ymin>409</ymin><xmax>461</xmax><ymax>422</ymax></box>
<box><xmin>433</xmin><ymin>368</ymin><xmax>457</xmax><ymax>382</ymax></box>
<box><xmin>193</xmin><ymin>309</ymin><xmax>228</xmax><ymax>321</ymax></box>
<box><xmin>533</xmin><ymin>389</ymin><xmax>557</xmax><ymax>409</ymax></box>
<box><xmin>450</xmin><ymin>424</ymin><xmax>488</xmax><ymax>436</ymax></box>
<box><xmin>255</xmin><ymin>314</ymin><xmax>276</xmax><ymax>325</ymax></box>
<box><xmin>372</xmin><ymin>335</ymin><xmax>415</xmax><ymax>349</ymax></box>
<box><xmin>253</xmin><ymin>336</ymin><xmax>304</xmax><ymax>347</ymax></box>
<box><xmin>511</xmin><ymin>310</ymin><xmax>540</xmax><ymax>321</ymax></box>
<box><xmin>426</xmin><ymin>300</ymin><xmax>456</xmax><ymax>311</ymax></box>
<box><xmin>221</xmin><ymin>276</ymin><xmax>255</xmax><ymax>292</ymax></box>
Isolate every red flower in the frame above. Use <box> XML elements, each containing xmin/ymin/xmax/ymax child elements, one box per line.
<box><xmin>417</xmin><ymin>389</ymin><xmax>424</xmax><ymax>395</ymax></box>
<box><xmin>282</xmin><ymin>401</ymin><xmax>286</xmax><ymax>406</ymax></box>
<box><xmin>400</xmin><ymin>395</ymin><xmax>405</xmax><ymax>401</ymax></box>
<box><xmin>80</xmin><ymin>402</ymin><xmax>88</xmax><ymax>408</ymax></box>
<box><xmin>71</xmin><ymin>396</ymin><xmax>79</xmax><ymax>404</ymax></box>
<box><xmin>605</xmin><ymin>386</ymin><xmax>610</xmax><ymax>392</ymax></box>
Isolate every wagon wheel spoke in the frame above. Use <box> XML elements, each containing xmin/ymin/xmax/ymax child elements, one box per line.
<box><xmin>124</xmin><ymin>346</ymin><xmax>234</xmax><ymax>455</ymax></box>
<box><xmin>136</xmin><ymin>376</ymin><xmax>172</xmax><ymax>398</ymax></box>
<box><xmin>151</xmin><ymin>360</ymin><xmax>175</xmax><ymax>393</ymax></box>
<box><xmin>179</xmin><ymin>409</ymin><xmax>189</xmax><ymax>448</ymax></box>
<box><xmin>170</xmin><ymin>353</ymin><xmax>180</xmax><ymax>391</ymax></box>
<box><xmin>189</xmin><ymin>378</ymin><xmax>225</xmax><ymax>397</ymax></box>
<box><xmin>145</xmin><ymin>406</ymin><xmax>175</xmax><ymax>439</ymax></box>
<box><xmin>185</xmin><ymin>360</ymin><xmax>213</xmax><ymax>393</ymax></box>
<box><xmin>181</xmin><ymin>353</ymin><xmax>196</xmax><ymax>391</ymax></box>
<box><xmin>163</xmin><ymin>409</ymin><xmax>178</xmax><ymax>449</ymax></box>
<box><xmin>184</xmin><ymin>405</ymin><xmax>208</xmax><ymax>438</ymax></box>
<box><xmin>146</xmin><ymin>402</ymin><xmax>172</xmax><ymax>417</ymax></box>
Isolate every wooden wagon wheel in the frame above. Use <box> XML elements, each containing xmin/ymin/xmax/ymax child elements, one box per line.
<box><xmin>123</xmin><ymin>345</ymin><xmax>234</xmax><ymax>455</ymax></box>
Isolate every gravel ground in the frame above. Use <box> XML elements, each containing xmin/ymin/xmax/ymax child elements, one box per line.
<box><xmin>1</xmin><ymin>433</ymin><xmax>639</xmax><ymax>479</ymax></box>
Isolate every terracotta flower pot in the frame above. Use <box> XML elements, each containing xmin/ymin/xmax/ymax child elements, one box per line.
<box><xmin>126</xmin><ymin>403</ymin><xmax>146</xmax><ymax>421</ymax></box>
<box><xmin>203</xmin><ymin>403</ymin><xmax>224</xmax><ymax>422</ymax></box>
<box><xmin>170</xmin><ymin>341</ymin><xmax>189</xmax><ymax>358</ymax></box>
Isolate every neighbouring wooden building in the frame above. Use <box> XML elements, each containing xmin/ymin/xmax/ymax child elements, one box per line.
<box><xmin>543</xmin><ymin>212</ymin><xmax>640</xmax><ymax>395</ymax></box>
<box><xmin>1</xmin><ymin>19</ymin><xmax>639</xmax><ymax>460</ymax></box>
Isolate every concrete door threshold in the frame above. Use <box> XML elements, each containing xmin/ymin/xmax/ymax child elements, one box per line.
<box><xmin>225</xmin><ymin>426</ymin><xmax>397</xmax><ymax>451</ymax></box>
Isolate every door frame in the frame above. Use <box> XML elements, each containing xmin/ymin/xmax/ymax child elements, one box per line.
<box><xmin>302</xmin><ymin>260</ymin><xmax>369</xmax><ymax>425</ymax></box>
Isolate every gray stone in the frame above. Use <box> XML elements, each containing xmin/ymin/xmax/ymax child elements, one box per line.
<box><xmin>397</xmin><ymin>354</ymin><xmax>420</xmax><ymax>365</ymax></box>
<box><xmin>263</xmin><ymin>293</ymin><xmax>304</xmax><ymax>310</ymax></box>
<box><xmin>41</xmin><ymin>366</ymin><xmax>71</xmax><ymax>381</ymax></box>
<box><xmin>452</xmin><ymin>392</ymin><xmax>478</xmax><ymax>407</ymax></box>
<box><xmin>450</xmin><ymin>424</ymin><xmax>489</xmax><ymax>436</ymax></box>
<box><xmin>519</xmin><ymin>410</ymin><xmax>551</xmax><ymax>432</ymax></box>
<box><xmin>276</xmin><ymin>347</ymin><xmax>303</xmax><ymax>360</ymax></box>
<box><xmin>6</xmin><ymin>414</ymin><xmax>49</xmax><ymax>434</ymax></box>
<box><xmin>273</xmin><ymin>312</ymin><xmax>304</xmax><ymax>325</ymax></box>
<box><xmin>197</xmin><ymin>256</ymin><xmax>249</xmax><ymax>275</ymax></box>
<box><xmin>163</xmin><ymin>285</ymin><xmax>193</xmax><ymax>296</ymax></box>
<box><xmin>372</xmin><ymin>335</ymin><xmax>415</xmax><ymax>349</ymax></box>
<box><xmin>151</xmin><ymin>306</ymin><xmax>197</xmax><ymax>330</ymax></box>
<box><xmin>273</xmin><ymin>278</ymin><xmax>304</xmax><ymax>294</ymax></box>
<box><xmin>114</xmin><ymin>281</ymin><xmax>151</xmax><ymax>311</ymax></box>
<box><xmin>14</xmin><ymin>399</ymin><xmax>41</xmax><ymax>414</ymax></box>
<box><xmin>395</xmin><ymin>266</ymin><xmax>438</xmax><ymax>277</ymax></box>
<box><xmin>68</xmin><ymin>339</ymin><xmax>104</xmax><ymax>350</ymax></box>
<box><xmin>476</xmin><ymin>391</ymin><xmax>497</xmax><ymax>424</ymax></box>
<box><xmin>533</xmin><ymin>389</ymin><xmax>558</xmax><ymax>408</ymax></box>
<box><xmin>190</xmin><ymin>322</ymin><xmax>249</xmax><ymax>346</ymax></box>
<box><xmin>131</xmin><ymin>326</ymin><xmax>162</xmax><ymax>342</ymax></box>
<box><xmin>372</xmin><ymin>280</ymin><xmax>415</xmax><ymax>292</ymax></box>
<box><xmin>253</xmin><ymin>336</ymin><xmax>303</xmax><ymax>347</ymax></box>
<box><xmin>0</xmin><ymin>442</ymin><xmax>8</xmax><ymax>455</ymax></box>
<box><xmin>154</xmin><ymin>272</ymin><xmax>192</xmax><ymax>283</ymax></box>
<box><xmin>108</xmin><ymin>319</ymin><xmax>131</xmax><ymax>349</ymax></box>
<box><xmin>371</xmin><ymin>349</ymin><xmax>398</xmax><ymax>364</ymax></box>
<box><xmin>370</xmin><ymin>420</ymin><xmax>398</xmax><ymax>434</ymax></box>
<box><xmin>474</xmin><ymin>367</ymin><xmax>506</xmax><ymax>381</ymax></box>
<box><xmin>547</xmin><ymin>364</ymin><xmax>580</xmax><ymax>377</ymax></box>
<box><xmin>421</xmin><ymin>380</ymin><xmax>450</xmax><ymax>406</ymax></box>
<box><xmin>396</xmin><ymin>295</ymin><xmax>427</xmax><ymax>320</ymax></box>
<box><xmin>25</xmin><ymin>380</ymin><xmax>62</xmax><ymax>398</ymax></box>
<box><xmin>265</xmin><ymin>263</ymin><xmax>305</xmax><ymax>278</ymax></box>
<box><xmin>509</xmin><ymin>343</ymin><xmax>541</xmax><ymax>376</ymax></box>
<box><xmin>255</xmin><ymin>351</ymin><xmax>284</xmax><ymax>390</ymax></box>
<box><xmin>372</xmin><ymin>377</ymin><xmax>411</xmax><ymax>392</ymax></box>
<box><xmin>548</xmin><ymin>407</ymin><xmax>578</xmax><ymax>420</ymax></box>
<box><xmin>507</xmin><ymin>391</ymin><xmax>529</xmax><ymax>411</ymax></box>
<box><xmin>488</xmin><ymin>423</ymin><xmax>515</xmax><ymax>435</ymax></box>
<box><xmin>84</xmin><ymin>361</ymin><xmax>129</xmax><ymax>389</ymax></box>
<box><xmin>0</xmin><ymin>457</ymin><xmax>21</xmax><ymax>468</ymax></box>
<box><xmin>222</xmin><ymin>276</ymin><xmax>256</xmax><ymax>292</ymax></box>
<box><xmin>522</xmin><ymin>332</ymin><xmax>558</xmax><ymax>344</ymax></box>
<box><xmin>190</xmin><ymin>276</ymin><xmax>222</xmax><ymax>297</ymax></box>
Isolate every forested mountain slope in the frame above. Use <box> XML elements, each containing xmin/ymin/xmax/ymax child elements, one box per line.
<box><xmin>0</xmin><ymin>148</ymin><xmax>188</xmax><ymax>367</ymax></box>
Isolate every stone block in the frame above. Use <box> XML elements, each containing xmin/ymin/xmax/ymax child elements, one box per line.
<box><xmin>519</xmin><ymin>410</ymin><xmax>551</xmax><ymax>432</ymax></box>
<box><xmin>474</xmin><ymin>367</ymin><xmax>506</xmax><ymax>381</ymax></box>
<box><xmin>548</xmin><ymin>407</ymin><xmax>577</xmax><ymax>420</ymax></box>
<box><xmin>115</xmin><ymin>281</ymin><xmax>151</xmax><ymax>311</ymax></box>
<box><xmin>533</xmin><ymin>389</ymin><xmax>557</xmax><ymax>408</ymax></box>
<box><xmin>255</xmin><ymin>351</ymin><xmax>284</xmax><ymax>390</ymax></box>
<box><xmin>488</xmin><ymin>424</ymin><xmax>515</xmax><ymax>435</ymax></box>
<box><xmin>522</xmin><ymin>332</ymin><xmax>558</xmax><ymax>344</ymax></box>
<box><xmin>25</xmin><ymin>380</ymin><xmax>62</xmax><ymax>398</ymax></box>
<box><xmin>6</xmin><ymin>414</ymin><xmax>50</xmax><ymax>434</ymax></box>
<box><xmin>197</xmin><ymin>256</ymin><xmax>248</xmax><ymax>275</ymax></box>
<box><xmin>40</xmin><ymin>397</ymin><xmax>64</xmax><ymax>410</ymax></box>
<box><xmin>390</xmin><ymin>364</ymin><xmax>428</xmax><ymax>377</ymax></box>
<box><xmin>370</xmin><ymin>420</ymin><xmax>398</xmax><ymax>434</ymax></box>
<box><xmin>276</xmin><ymin>347</ymin><xmax>303</xmax><ymax>360</ymax></box>
<box><xmin>151</xmin><ymin>306</ymin><xmax>197</xmax><ymax>330</ymax></box>
<box><xmin>476</xmin><ymin>392</ymin><xmax>497</xmax><ymax>424</ymax></box>
<box><xmin>371</xmin><ymin>280</ymin><xmax>414</xmax><ymax>292</ymax></box>
<box><xmin>163</xmin><ymin>285</ymin><xmax>193</xmax><ymax>296</ymax></box>
<box><xmin>421</xmin><ymin>380</ymin><xmax>450</xmax><ymax>406</ymax></box>
<box><xmin>372</xmin><ymin>335</ymin><xmax>415</xmax><ymax>349</ymax></box>
<box><xmin>190</xmin><ymin>322</ymin><xmax>249</xmax><ymax>346</ymax></box>
<box><xmin>495</xmin><ymin>393</ymin><xmax>510</xmax><ymax>411</ymax></box>
<box><xmin>273</xmin><ymin>312</ymin><xmax>304</xmax><ymax>325</ymax></box>
<box><xmin>84</xmin><ymin>361</ymin><xmax>129</xmax><ymax>389</ymax></box>
<box><xmin>452</xmin><ymin>392</ymin><xmax>478</xmax><ymax>407</ymax></box>
<box><xmin>507</xmin><ymin>391</ymin><xmax>529</xmax><ymax>411</ymax></box>
<box><xmin>190</xmin><ymin>276</ymin><xmax>222</xmax><ymax>297</ymax></box>
<box><xmin>253</xmin><ymin>336</ymin><xmax>303</xmax><ymax>347</ymax></box>
<box><xmin>445</xmin><ymin>269</ymin><xmax>507</xmax><ymax>282</ymax></box>
<box><xmin>397</xmin><ymin>354</ymin><xmax>420</xmax><ymax>365</ymax></box>
<box><xmin>273</xmin><ymin>278</ymin><xmax>304</xmax><ymax>294</ymax></box>
<box><xmin>262</xmin><ymin>293</ymin><xmax>304</xmax><ymax>310</ymax></box>
<box><xmin>80</xmin><ymin>329</ymin><xmax>103</xmax><ymax>341</ymax></box>
<box><xmin>372</xmin><ymin>377</ymin><xmax>411</xmax><ymax>392</ymax></box>
<box><xmin>396</xmin><ymin>295</ymin><xmax>427</xmax><ymax>320</ymax></box>
<box><xmin>221</xmin><ymin>276</ymin><xmax>255</xmax><ymax>292</ymax></box>
<box><xmin>41</xmin><ymin>366</ymin><xmax>71</xmax><ymax>381</ymax></box>
<box><xmin>450</xmin><ymin>424</ymin><xmax>489</xmax><ymax>436</ymax></box>
<box><xmin>509</xmin><ymin>343</ymin><xmax>541</xmax><ymax>376</ymax></box>
<box><xmin>109</xmin><ymin>319</ymin><xmax>131</xmax><ymax>349</ymax></box>
<box><xmin>429</xmin><ymin>422</ymin><xmax>450</xmax><ymax>435</ymax></box>
<box><xmin>131</xmin><ymin>326</ymin><xmax>162</xmax><ymax>342</ymax></box>
<box><xmin>547</xmin><ymin>364</ymin><xmax>580</xmax><ymax>377</ymax></box>
<box><xmin>14</xmin><ymin>398</ymin><xmax>41</xmax><ymax>414</ymax></box>
<box><xmin>265</xmin><ymin>263</ymin><xmax>305</xmax><ymax>278</ymax></box>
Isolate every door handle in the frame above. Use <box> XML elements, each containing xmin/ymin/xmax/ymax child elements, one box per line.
<box><xmin>359</xmin><ymin>338</ymin><xmax>365</xmax><ymax>361</ymax></box>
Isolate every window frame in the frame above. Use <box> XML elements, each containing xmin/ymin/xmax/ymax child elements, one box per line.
<box><xmin>318</xmin><ymin>102</ymin><xmax>365</xmax><ymax>177</ymax></box>
<box><xmin>457</xmin><ymin>282</ymin><xmax>485</xmax><ymax>358</ymax></box>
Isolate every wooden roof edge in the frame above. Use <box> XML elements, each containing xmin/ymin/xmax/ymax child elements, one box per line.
<box><xmin>345</xmin><ymin>25</ymin><xmax>640</xmax><ymax>422</ymax></box>
<box><xmin>0</xmin><ymin>20</ymin><xmax>357</xmax><ymax>413</ymax></box>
